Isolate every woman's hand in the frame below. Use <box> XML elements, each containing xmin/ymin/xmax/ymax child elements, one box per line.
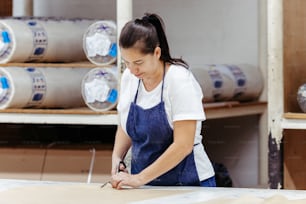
<box><xmin>111</xmin><ymin>172</ymin><xmax>145</xmax><ymax>189</ymax></box>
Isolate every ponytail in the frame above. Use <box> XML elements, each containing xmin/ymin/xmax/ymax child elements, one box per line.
<box><xmin>119</xmin><ymin>13</ymin><xmax>189</xmax><ymax>69</ymax></box>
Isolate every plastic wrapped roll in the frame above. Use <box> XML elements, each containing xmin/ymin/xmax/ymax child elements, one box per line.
<box><xmin>191</xmin><ymin>64</ymin><xmax>264</xmax><ymax>102</ymax></box>
<box><xmin>297</xmin><ymin>83</ymin><xmax>306</xmax><ymax>112</ymax></box>
<box><xmin>0</xmin><ymin>67</ymin><xmax>91</xmax><ymax>109</ymax></box>
<box><xmin>83</xmin><ymin>20</ymin><xmax>117</xmax><ymax>66</ymax></box>
<box><xmin>0</xmin><ymin>18</ymin><xmax>96</xmax><ymax>63</ymax></box>
<box><xmin>82</xmin><ymin>67</ymin><xmax>118</xmax><ymax>112</ymax></box>
<box><xmin>191</xmin><ymin>65</ymin><xmax>235</xmax><ymax>102</ymax></box>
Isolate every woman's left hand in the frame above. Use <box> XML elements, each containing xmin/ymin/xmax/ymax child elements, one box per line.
<box><xmin>111</xmin><ymin>172</ymin><xmax>144</xmax><ymax>189</ymax></box>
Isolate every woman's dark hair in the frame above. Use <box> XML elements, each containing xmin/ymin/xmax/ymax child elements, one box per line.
<box><xmin>119</xmin><ymin>13</ymin><xmax>189</xmax><ymax>69</ymax></box>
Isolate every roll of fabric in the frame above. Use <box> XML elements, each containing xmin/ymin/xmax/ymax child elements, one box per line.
<box><xmin>0</xmin><ymin>67</ymin><xmax>91</xmax><ymax>109</ymax></box>
<box><xmin>83</xmin><ymin>20</ymin><xmax>117</xmax><ymax>66</ymax></box>
<box><xmin>81</xmin><ymin>67</ymin><xmax>118</xmax><ymax>112</ymax></box>
<box><xmin>0</xmin><ymin>18</ymin><xmax>96</xmax><ymax>63</ymax></box>
<box><xmin>191</xmin><ymin>64</ymin><xmax>264</xmax><ymax>102</ymax></box>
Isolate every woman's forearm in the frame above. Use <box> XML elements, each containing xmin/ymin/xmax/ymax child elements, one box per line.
<box><xmin>138</xmin><ymin>120</ymin><xmax>196</xmax><ymax>184</ymax></box>
<box><xmin>112</xmin><ymin>126</ymin><xmax>131</xmax><ymax>174</ymax></box>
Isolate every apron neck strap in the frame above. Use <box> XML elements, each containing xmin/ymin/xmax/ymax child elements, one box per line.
<box><xmin>134</xmin><ymin>62</ymin><xmax>166</xmax><ymax>103</ymax></box>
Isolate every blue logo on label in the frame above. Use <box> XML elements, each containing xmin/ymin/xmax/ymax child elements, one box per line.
<box><xmin>108</xmin><ymin>43</ymin><xmax>117</xmax><ymax>58</ymax></box>
<box><xmin>0</xmin><ymin>77</ymin><xmax>9</xmax><ymax>89</ymax></box>
<box><xmin>237</xmin><ymin>79</ymin><xmax>246</xmax><ymax>86</ymax></box>
<box><xmin>28</xmin><ymin>21</ymin><xmax>37</xmax><ymax>26</ymax></box>
<box><xmin>214</xmin><ymin>80</ymin><xmax>222</xmax><ymax>88</ymax></box>
<box><xmin>107</xmin><ymin>89</ymin><xmax>118</xmax><ymax>104</ymax></box>
<box><xmin>2</xmin><ymin>31</ymin><xmax>10</xmax><ymax>43</ymax></box>
<box><xmin>32</xmin><ymin>93</ymin><xmax>43</xmax><ymax>101</ymax></box>
<box><xmin>26</xmin><ymin>67</ymin><xmax>36</xmax><ymax>72</ymax></box>
<box><xmin>34</xmin><ymin>47</ymin><xmax>45</xmax><ymax>55</ymax></box>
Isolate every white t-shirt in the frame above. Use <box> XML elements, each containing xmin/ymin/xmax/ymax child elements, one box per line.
<box><xmin>117</xmin><ymin>64</ymin><xmax>215</xmax><ymax>181</ymax></box>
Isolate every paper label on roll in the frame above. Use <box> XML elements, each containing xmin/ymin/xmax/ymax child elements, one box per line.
<box><xmin>25</xmin><ymin>67</ymin><xmax>46</xmax><ymax>106</ymax></box>
<box><xmin>226</xmin><ymin>64</ymin><xmax>247</xmax><ymax>99</ymax></box>
<box><xmin>26</xmin><ymin>20</ymin><xmax>48</xmax><ymax>61</ymax></box>
<box><xmin>207</xmin><ymin>66</ymin><xmax>224</xmax><ymax>101</ymax></box>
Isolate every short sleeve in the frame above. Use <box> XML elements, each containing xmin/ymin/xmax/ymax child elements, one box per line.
<box><xmin>166</xmin><ymin>67</ymin><xmax>205</xmax><ymax>121</ymax></box>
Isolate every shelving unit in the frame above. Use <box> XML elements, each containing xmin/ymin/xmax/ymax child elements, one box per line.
<box><xmin>0</xmin><ymin>0</ymin><xmax>267</xmax><ymax>126</ymax></box>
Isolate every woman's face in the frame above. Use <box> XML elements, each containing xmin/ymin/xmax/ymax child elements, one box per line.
<box><xmin>121</xmin><ymin>46</ymin><xmax>161</xmax><ymax>79</ymax></box>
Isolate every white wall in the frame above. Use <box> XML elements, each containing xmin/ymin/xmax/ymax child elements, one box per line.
<box><xmin>33</xmin><ymin>0</ymin><xmax>116</xmax><ymax>20</ymax></box>
<box><xmin>30</xmin><ymin>0</ymin><xmax>261</xmax><ymax>188</ymax></box>
<box><xmin>203</xmin><ymin>116</ymin><xmax>260</xmax><ymax>188</ymax></box>
<box><xmin>133</xmin><ymin>0</ymin><xmax>259</xmax><ymax>68</ymax></box>
<box><xmin>32</xmin><ymin>0</ymin><xmax>258</xmax><ymax>67</ymax></box>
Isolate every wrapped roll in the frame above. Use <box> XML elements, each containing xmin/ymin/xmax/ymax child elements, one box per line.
<box><xmin>191</xmin><ymin>65</ymin><xmax>234</xmax><ymax>102</ymax></box>
<box><xmin>191</xmin><ymin>64</ymin><xmax>264</xmax><ymax>102</ymax></box>
<box><xmin>83</xmin><ymin>20</ymin><xmax>117</xmax><ymax>66</ymax></box>
<box><xmin>0</xmin><ymin>67</ymin><xmax>91</xmax><ymax>109</ymax></box>
<box><xmin>0</xmin><ymin>18</ymin><xmax>96</xmax><ymax>63</ymax></box>
<box><xmin>82</xmin><ymin>67</ymin><xmax>118</xmax><ymax>112</ymax></box>
<box><xmin>297</xmin><ymin>83</ymin><xmax>306</xmax><ymax>112</ymax></box>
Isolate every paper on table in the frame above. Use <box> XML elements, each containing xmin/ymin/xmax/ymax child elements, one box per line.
<box><xmin>130</xmin><ymin>187</ymin><xmax>306</xmax><ymax>204</ymax></box>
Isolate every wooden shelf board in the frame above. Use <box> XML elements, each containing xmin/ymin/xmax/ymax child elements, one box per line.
<box><xmin>282</xmin><ymin>112</ymin><xmax>306</xmax><ymax>129</ymax></box>
<box><xmin>0</xmin><ymin>107</ymin><xmax>117</xmax><ymax>115</ymax></box>
<box><xmin>0</xmin><ymin>62</ymin><xmax>98</xmax><ymax>68</ymax></box>
<box><xmin>205</xmin><ymin>101</ymin><xmax>267</xmax><ymax>119</ymax></box>
<box><xmin>0</xmin><ymin>101</ymin><xmax>266</xmax><ymax>125</ymax></box>
<box><xmin>0</xmin><ymin>107</ymin><xmax>118</xmax><ymax>125</ymax></box>
<box><xmin>283</xmin><ymin>112</ymin><xmax>306</xmax><ymax>119</ymax></box>
<box><xmin>0</xmin><ymin>112</ymin><xmax>118</xmax><ymax>125</ymax></box>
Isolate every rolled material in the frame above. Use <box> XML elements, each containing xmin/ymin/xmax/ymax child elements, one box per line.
<box><xmin>192</xmin><ymin>65</ymin><xmax>234</xmax><ymax>102</ymax></box>
<box><xmin>0</xmin><ymin>67</ymin><xmax>91</xmax><ymax>109</ymax></box>
<box><xmin>0</xmin><ymin>18</ymin><xmax>96</xmax><ymax>63</ymax></box>
<box><xmin>83</xmin><ymin>20</ymin><xmax>117</xmax><ymax>66</ymax></box>
<box><xmin>297</xmin><ymin>83</ymin><xmax>306</xmax><ymax>112</ymax></box>
<box><xmin>82</xmin><ymin>67</ymin><xmax>118</xmax><ymax>112</ymax></box>
<box><xmin>191</xmin><ymin>64</ymin><xmax>264</xmax><ymax>102</ymax></box>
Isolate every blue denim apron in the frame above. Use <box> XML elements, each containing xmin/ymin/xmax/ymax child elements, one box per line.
<box><xmin>126</xmin><ymin>66</ymin><xmax>201</xmax><ymax>186</ymax></box>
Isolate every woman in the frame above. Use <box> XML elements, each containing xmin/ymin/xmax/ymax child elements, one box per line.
<box><xmin>111</xmin><ymin>13</ymin><xmax>216</xmax><ymax>189</ymax></box>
